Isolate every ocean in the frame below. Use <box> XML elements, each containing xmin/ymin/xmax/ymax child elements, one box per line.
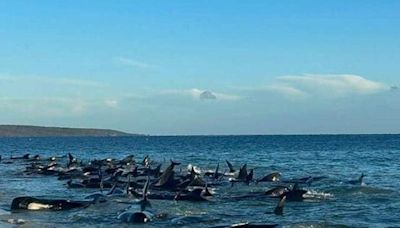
<box><xmin>0</xmin><ymin>135</ymin><xmax>399</xmax><ymax>227</ymax></box>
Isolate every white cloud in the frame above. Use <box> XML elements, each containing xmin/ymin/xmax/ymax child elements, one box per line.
<box><xmin>278</xmin><ymin>74</ymin><xmax>388</xmax><ymax>97</ymax></box>
<box><xmin>233</xmin><ymin>74</ymin><xmax>389</xmax><ymax>100</ymax></box>
<box><xmin>104</xmin><ymin>99</ymin><xmax>119</xmax><ymax>108</ymax></box>
<box><xmin>115</xmin><ymin>57</ymin><xmax>155</xmax><ymax>69</ymax></box>
<box><xmin>213</xmin><ymin>91</ymin><xmax>242</xmax><ymax>101</ymax></box>
<box><xmin>263</xmin><ymin>84</ymin><xmax>309</xmax><ymax>99</ymax></box>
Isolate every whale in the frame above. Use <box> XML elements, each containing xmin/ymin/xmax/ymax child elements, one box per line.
<box><xmin>118</xmin><ymin>210</ymin><xmax>154</xmax><ymax>223</ymax></box>
<box><xmin>153</xmin><ymin>160</ymin><xmax>180</xmax><ymax>189</ymax></box>
<box><xmin>265</xmin><ymin>183</ymin><xmax>307</xmax><ymax>201</ymax></box>
<box><xmin>348</xmin><ymin>173</ymin><xmax>366</xmax><ymax>185</ymax></box>
<box><xmin>174</xmin><ymin>187</ymin><xmax>212</xmax><ymax>201</ymax></box>
<box><xmin>118</xmin><ymin>177</ymin><xmax>154</xmax><ymax>223</ymax></box>
<box><xmin>119</xmin><ymin>155</ymin><xmax>135</xmax><ymax>165</ymax></box>
<box><xmin>265</xmin><ymin>186</ymin><xmax>288</xmax><ymax>197</ymax></box>
<box><xmin>256</xmin><ymin>172</ymin><xmax>281</xmax><ymax>184</ymax></box>
<box><xmin>284</xmin><ymin>184</ymin><xmax>307</xmax><ymax>201</ymax></box>
<box><xmin>229</xmin><ymin>164</ymin><xmax>253</xmax><ymax>186</ymax></box>
<box><xmin>11</xmin><ymin>197</ymin><xmax>91</xmax><ymax>211</ymax></box>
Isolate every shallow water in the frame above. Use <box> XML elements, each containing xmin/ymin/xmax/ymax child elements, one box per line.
<box><xmin>0</xmin><ymin>135</ymin><xmax>399</xmax><ymax>227</ymax></box>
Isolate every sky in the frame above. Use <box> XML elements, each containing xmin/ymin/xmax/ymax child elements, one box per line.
<box><xmin>1</xmin><ymin>1</ymin><xmax>400</xmax><ymax>135</ymax></box>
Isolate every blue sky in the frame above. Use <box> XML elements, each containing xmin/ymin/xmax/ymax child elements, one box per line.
<box><xmin>1</xmin><ymin>1</ymin><xmax>399</xmax><ymax>135</ymax></box>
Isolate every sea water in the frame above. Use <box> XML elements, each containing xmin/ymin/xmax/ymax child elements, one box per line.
<box><xmin>0</xmin><ymin>135</ymin><xmax>399</xmax><ymax>227</ymax></box>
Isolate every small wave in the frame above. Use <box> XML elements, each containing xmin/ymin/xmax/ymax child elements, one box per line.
<box><xmin>303</xmin><ymin>190</ymin><xmax>334</xmax><ymax>201</ymax></box>
<box><xmin>283</xmin><ymin>221</ymin><xmax>351</xmax><ymax>228</ymax></box>
<box><xmin>0</xmin><ymin>208</ymin><xmax>10</xmax><ymax>216</ymax></box>
<box><xmin>1</xmin><ymin>219</ymin><xmax>25</xmax><ymax>227</ymax></box>
<box><xmin>170</xmin><ymin>215</ymin><xmax>220</xmax><ymax>225</ymax></box>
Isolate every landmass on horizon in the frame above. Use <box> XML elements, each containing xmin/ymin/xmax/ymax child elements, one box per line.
<box><xmin>0</xmin><ymin>125</ymin><xmax>138</xmax><ymax>137</ymax></box>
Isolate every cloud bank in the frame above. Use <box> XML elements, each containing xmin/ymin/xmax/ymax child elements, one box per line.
<box><xmin>279</xmin><ymin>74</ymin><xmax>387</xmax><ymax>96</ymax></box>
<box><xmin>249</xmin><ymin>74</ymin><xmax>390</xmax><ymax>99</ymax></box>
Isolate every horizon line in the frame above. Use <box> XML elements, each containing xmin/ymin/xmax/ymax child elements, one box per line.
<box><xmin>1</xmin><ymin>124</ymin><xmax>399</xmax><ymax>137</ymax></box>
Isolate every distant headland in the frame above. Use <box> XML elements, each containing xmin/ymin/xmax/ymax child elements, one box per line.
<box><xmin>0</xmin><ymin>125</ymin><xmax>138</xmax><ymax>137</ymax></box>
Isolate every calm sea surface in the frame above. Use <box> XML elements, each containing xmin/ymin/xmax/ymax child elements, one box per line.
<box><xmin>0</xmin><ymin>135</ymin><xmax>399</xmax><ymax>227</ymax></box>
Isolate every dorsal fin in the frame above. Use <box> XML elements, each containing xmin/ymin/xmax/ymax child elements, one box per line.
<box><xmin>98</xmin><ymin>165</ymin><xmax>103</xmax><ymax>193</ymax></box>
<box><xmin>153</xmin><ymin>164</ymin><xmax>162</xmax><ymax>178</ymax></box>
<box><xmin>68</xmin><ymin>153</ymin><xmax>74</xmax><ymax>162</ymax></box>
<box><xmin>213</xmin><ymin>163</ymin><xmax>220</xmax><ymax>179</ymax></box>
<box><xmin>274</xmin><ymin>195</ymin><xmax>286</xmax><ymax>215</ymax></box>
<box><xmin>226</xmin><ymin>160</ymin><xmax>235</xmax><ymax>173</ymax></box>
<box><xmin>142</xmin><ymin>155</ymin><xmax>149</xmax><ymax>167</ymax></box>
<box><xmin>67</xmin><ymin>153</ymin><xmax>75</xmax><ymax>167</ymax></box>
<box><xmin>238</xmin><ymin>164</ymin><xmax>247</xmax><ymax>180</ymax></box>
<box><xmin>132</xmin><ymin>166</ymin><xmax>138</xmax><ymax>177</ymax></box>
<box><xmin>121</xmin><ymin>155</ymin><xmax>134</xmax><ymax>165</ymax></box>
<box><xmin>140</xmin><ymin>177</ymin><xmax>151</xmax><ymax>211</ymax></box>
<box><xmin>107</xmin><ymin>178</ymin><xmax>118</xmax><ymax>195</ymax></box>
<box><xmin>190</xmin><ymin>166</ymin><xmax>197</xmax><ymax>180</ymax></box>
<box><xmin>246</xmin><ymin>169</ymin><xmax>254</xmax><ymax>184</ymax></box>
<box><xmin>155</xmin><ymin>160</ymin><xmax>178</xmax><ymax>187</ymax></box>
<box><xmin>108</xmin><ymin>170</ymin><xmax>122</xmax><ymax>195</ymax></box>
<box><xmin>292</xmin><ymin>183</ymin><xmax>299</xmax><ymax>191</ymax></box>
<box><xmin>125</xmin><ymin>174</ymin><xmax>131</xmax><ymax>195</ymax></box>
<box><xmin>203</xmin><ymin>183</ymin><xmax>213</xmax><ymax>196</ymax></box>
<box><xmin>143</xmin><ymin>176</ymin><xmax>150</xmax><ymax>202</ymax></box>
<box><xmin>359</xmin><ymin>173</ymin><xmax>365</xmax><ymax>184</ymax></box>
